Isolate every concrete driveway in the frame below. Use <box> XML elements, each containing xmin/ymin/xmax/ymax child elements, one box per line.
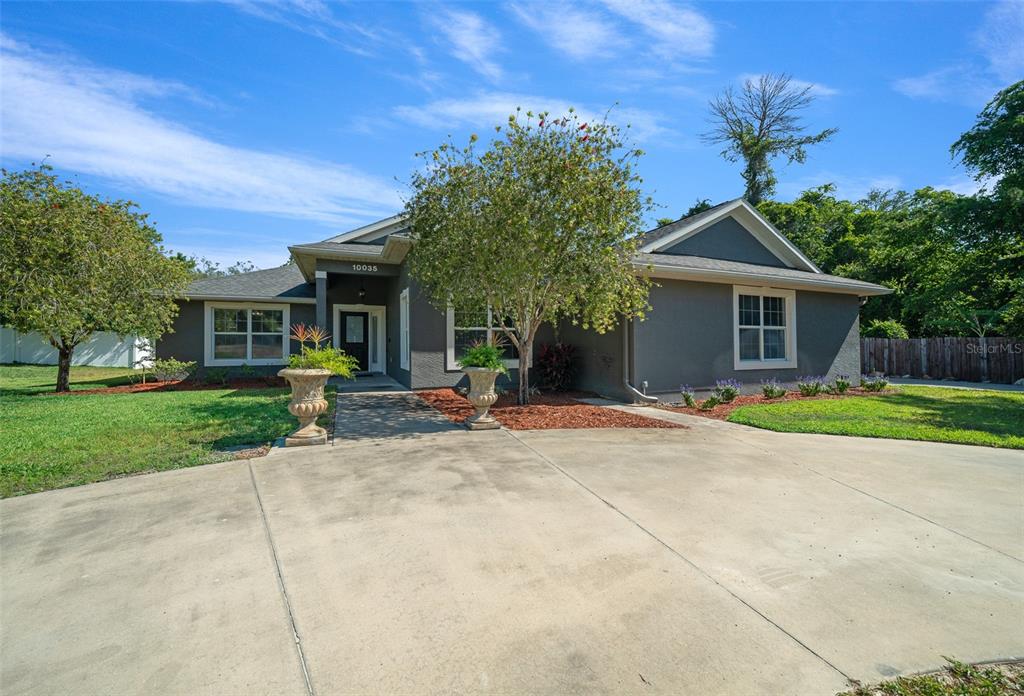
<box><xmin>2</xmin><ymin>395</ymin><xmax>1022</xmax><ymax>695</ymax></box>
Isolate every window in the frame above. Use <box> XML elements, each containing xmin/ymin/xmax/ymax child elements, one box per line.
<box><xmin>205</xmin><ymin>302</ymin><xmax>290</xmax><ymax>366</ymax></box>
<box><xmin>732</xmin><ymin>286</ymin><xmax>796</xmax><ymax>370</ymax></box>
<box><xmin>399</xmin><ymin>288</ymin><xmax>410</xmax><ymax>370</ymax></box>
<box><xmin>445</xmin><ymin>305</ymin><xmax>523</xmax><ymax>370</ymax></box>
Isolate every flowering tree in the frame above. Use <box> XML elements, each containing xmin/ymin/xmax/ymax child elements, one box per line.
<box><xmin>406</xmin><ymin>109</ymin><xmax>652</xmax><ymax>404</ymax></box>
<box><xmin>0</xmin><ymin>165</ymin><xmax>191</xmax><ymax>392</ymax></box>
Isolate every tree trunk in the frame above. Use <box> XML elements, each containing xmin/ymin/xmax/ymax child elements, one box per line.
<box><xmin>56</xmin><ymin>344</ymin><xmax>74</xmax><ymax>393</ymax></box>
<box><xmin>518</xmin><ymin>342</ymin><xmax>531</xmax><ymax>405</ymax></box>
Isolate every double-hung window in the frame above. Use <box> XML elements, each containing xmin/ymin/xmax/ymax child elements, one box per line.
<box><xmin>445</xmin><ymin>304</ymin><xmax>522</xmax><ymax>370</ymax></box>
<box><xmin>205</xmin><ymin>302</ymin><xmax>290</xmax><ymax>366</ymax></box>
<box><xmin>732</xmin><ymin>286</ymin><xmax>796</xmax><ymax>370</ymax></box>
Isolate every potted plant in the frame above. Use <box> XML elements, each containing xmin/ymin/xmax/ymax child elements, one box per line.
<box><xmin>278</xmin><ymin>324</ymin><xmax>358</xmax><ymax>446</ymax></box>
<box><xmin>458</xmin><ymin>339</ymin><xmax>507</xmax><ymax>430</ymax></box>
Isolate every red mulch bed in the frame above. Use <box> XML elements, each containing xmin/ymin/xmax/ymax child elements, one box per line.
<box><xmin>416</xmin><ymin>388</ymin><xmax>684</xmax><ymax>430</ymax></box>
<box><xmin>45</xmin><ymin>377</ymin><xmax>287</xmax><ymax>396</ymax></box>
<box><xmin>661</xmin><ymin>388</ymin><xmax>889</xmax><ymax>420</ymax></box>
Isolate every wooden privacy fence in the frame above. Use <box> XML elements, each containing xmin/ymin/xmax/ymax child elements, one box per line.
<box><xmin>861</xmin><ymin>337</ymin><xmax>1024</xmax><ymax>384</ymax></box>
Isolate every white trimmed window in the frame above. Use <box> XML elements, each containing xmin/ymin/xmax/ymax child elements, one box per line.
<box><xmin>399</xmin><ymin>288</ymin><xmax>410</xmax><ymax>370</ymax></box>
<box><xmin>445</xmin><ymin>305</ymin><xmax>522</xmax><ymax>370</ymax></box>
<box><xmin>204</xmin><ymin>302</ymin><xmax>290</xmax><ymax>366</ymax></box>
<box><xmin>732</xmin><ymin>286</ymin><xmax>797</xmax><ymax>370</ymax></box>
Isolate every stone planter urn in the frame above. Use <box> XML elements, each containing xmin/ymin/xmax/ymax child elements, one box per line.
<box><xmin>463</xmin><ymin>367</ymin><xmax>502</xmax><ymax>430</ymax></box>
<box><xmin>277</xmin><ymin>368</ymin><xmax>332</xmax><ymax>446</ymax></box>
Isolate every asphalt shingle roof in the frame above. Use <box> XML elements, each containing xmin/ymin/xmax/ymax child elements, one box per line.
<box><xmin>185</xmin><ymin>264</ymin><xmax>313</xmax><ymax>300</ymax></box>
<box><xmin>636</xmin><ymin>252</ymin><xmax>889</xmax><ymax>293</ymax></box>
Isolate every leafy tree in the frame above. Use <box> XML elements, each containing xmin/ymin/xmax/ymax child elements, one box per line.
<box><xmin>406</xmin><ymin>109</ymin><xmax>652</xmax><ymax>404</ymax></box>
<box><xmin>0</xmin><ymin>165</ymin><xmax>191</xmax><ymax>392</ymax></box>
<box><xmin>703</xmin><ymin>73</ymin><xmax>838</xmax><ymax>204</ymax></box>
<box><xmin>655</xmin><ymin>199</ymin><xmax>715</xmax><ymax>228</ymax></box>
<box><xmin>170</xmin><ymin>253</ymin><xmax>259</xmax><ymax>278</ymax></box>
<box><xmin>862</xmin><ymin>319</ymin><xmax>909</xmax><ymax>339</ymax></box>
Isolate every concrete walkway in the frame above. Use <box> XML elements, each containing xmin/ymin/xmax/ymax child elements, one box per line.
<box><xmin>2</xmin><ymin>399</ymin><xmax>1022</xmax><ymax>695</ymax></box>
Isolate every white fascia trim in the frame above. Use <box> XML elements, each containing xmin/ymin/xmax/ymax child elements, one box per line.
<box><xmin>639</xmin><ymin>263</ymin><xmax>890</xmax><ymax>296</ymax></box>
<box><xmin>323</xmin><ymin>214</ymin><xmax>408</xmax><ymax>244</ymax></box>
<box><xmin>187</xmin><ymin>295</ymin><xmax>316</xmax><ymax>304</ymax></box>
<box><xmin>640</xmin><ymin>199</ymin><xmax>821</xmax><ymax>274</ymax></box>
<box><xmin>399</xmin><ymin>288</ymin><xmax>410</xmax><ymax>370</ymax></box>
<box><xmin>732</xmin><ymin>285</ymin><xmax>798</xmax><ymax>371</ymax></box>
<box><xmin>203</xmin><ymin>301</ymin><xmax>291</xmax><ymax>367</ymax></box>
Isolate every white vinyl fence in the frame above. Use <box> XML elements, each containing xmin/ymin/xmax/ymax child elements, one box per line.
<box><xmin>0</xmin><ymin>327</ymin><xmax>153</xmax><ymax>368</ymax></box>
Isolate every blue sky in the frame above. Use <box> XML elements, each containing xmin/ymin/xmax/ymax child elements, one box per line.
<box><xmin>2</xmin><ymin>1</ymin><xmax>1021</xmax><ymax>268</ymax></box>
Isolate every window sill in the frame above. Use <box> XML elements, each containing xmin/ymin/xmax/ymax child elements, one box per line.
<box><xmin>205</xmin><ymin>358</ymin><xmax>288</xmax><ymax>367</ymax></box>
<box><xmin>734</xmin><ymin>359</ymin><xmax>797</xmax><ymax>371</ymax></box>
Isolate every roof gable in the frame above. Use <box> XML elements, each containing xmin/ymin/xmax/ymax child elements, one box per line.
<box><xmin>322</xmin><ymin>214</ymin><xmax>408</xmax><ymax>244</ymax></box>
<box><xmin>639</xmin><ymin>199</ymin><xmax>821</xmax><ymax>274</ymax></box>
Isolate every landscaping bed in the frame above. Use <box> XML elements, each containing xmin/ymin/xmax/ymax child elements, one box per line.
<box><xmin>661</xmin><ymin>388</ymin><xmax>886</xmax><ymax>421</ymax></box>
<box><xmin>417</xmin><ymin>388</ymin><xmax>683</xmax><ymax>430</ymax></box>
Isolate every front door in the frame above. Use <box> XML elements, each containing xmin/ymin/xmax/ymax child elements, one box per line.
<box><xmin>340</xmin><ymin>311</ymin><xmax>369</xmax><ymax>371</ymax></box>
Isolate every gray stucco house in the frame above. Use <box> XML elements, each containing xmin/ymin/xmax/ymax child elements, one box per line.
<box><xmin>156</xmin><ymin>198</ymin><xmax>890</xmax><ymax>401</ymax></box>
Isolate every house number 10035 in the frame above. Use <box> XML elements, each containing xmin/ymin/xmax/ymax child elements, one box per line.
<box><xmin>352</xmin><ymin>264</ymin><xmax>378</xmax><ymax>272</ymax></box>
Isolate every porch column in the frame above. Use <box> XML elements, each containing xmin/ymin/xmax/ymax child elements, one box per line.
<box><xmin>315</xmin><ymin>270</ymin><xmax>327</xmax><ymax>329</ymax></box>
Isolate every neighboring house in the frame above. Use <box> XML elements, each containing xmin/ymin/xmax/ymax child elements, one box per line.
<box><xmin>0</xmin><ymin>326</ymin><xmax>153</xmax><ymax>368</ymax></box>
<box><xmin>156</xmin><ymin>199</ymin><xmax>890</xmax><ymax>401</ymax></box>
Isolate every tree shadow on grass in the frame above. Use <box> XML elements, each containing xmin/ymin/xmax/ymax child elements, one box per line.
<box><xmin>880</xmin><ymin>391</ymin><xmax>1024</xmax><ymax>439</ymax></box>
<box><xmin>183</xmin><ymin>388</ymin><xmax>334</xmax><ymax>449</ymax></box>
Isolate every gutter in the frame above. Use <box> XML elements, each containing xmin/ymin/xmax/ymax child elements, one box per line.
<box><xmin>638</xmin><ymin>262</ymin><xmax>892</xmax><ymax>296</ymax></box>
<box><xmin>622</xmin><ymin>318</ymin><xmax>658</xmax><ymax>405</ymax></box>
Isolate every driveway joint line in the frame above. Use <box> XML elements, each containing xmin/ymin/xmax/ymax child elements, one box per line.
<box><xmin>247</xmin><ymin>461</ymin><xmax>316</xmax><ymax>696</ymax></box>
<box><xmin>503</xmin><ymin>429</ymin><xmax>853</xmax><ymax>683</ymax></box>
<box><xmin>724</xmin><ymin>431</ymin><xmax>1024</xmax><ymax>565</ymax></box>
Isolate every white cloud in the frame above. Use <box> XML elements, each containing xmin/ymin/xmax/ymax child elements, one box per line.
<box><xmin>0</xmin><ymin>36</ymin><xmax>401</xmax><ymax>227</ymax></box>
<box><xmin>892</xmin><ymin>65</ymin><xmax>997</xmax><ymax>105</ymax></box>
<box><xmin>894</xmin><ymin>0</ymin><xmax>1022</xmax><ymax>106</ymax></box>
<box><xmin>430</xmin><ymin>9</ymin><xmax>504</xmax><ymax>82</ymax></box>
<box><xmin>975</xmin><ymin>0</ymin><xmax>1024</xmax><ymax>83</ymax></box>
<box><xmin>509</xmin><ymin>3</ymin><xmax>627</xmax><ymax>60</ymax></box>
<box><xmin>600</xmin><ymin>0</ymin><xmax>714</xmax><ymax>59</ymax></box>
<box><xmin>392</xmin><ymin>91</ymin><xmax>671</xmax><ymax>142</ymax></box>
<box><xmin>738</xmin><ymin>73</ymin><xmax>840</xmax><ymax>97</ymax></box>
<box><xmin>224</xmin><ymin>0</ymin><xmax>386</xmax><ymax>57</ymax></box>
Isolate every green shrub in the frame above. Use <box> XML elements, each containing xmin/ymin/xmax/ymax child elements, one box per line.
<box><xmin>712</xmin><ymin>379</ymin><xmax>742</xmax><ymax>402</ymax></box>
<box><xmin>457</xmin><ymin>342</ymin><xmax>507</xmax><ymax>373</ymax></box>
<box><xmin>204</xmin><ymin>367</ymin><xmax>229</xmax><ymax>385</ymax></box>
<box><xmin>699</xmin><ymin>395</ymin><xmax>721</xmax><ymax>410</ymax></box>
<box><xmin>830</xmin><ymin>374</ymin><xmax>852</xmax><ymax>394</ymax></box>
<box><xmin>861</xmin><ymin>374</ymin><xmax>889</xmax><ymax>392</ymax></box>
<box><xmin>796</xmin><ymin>376</ymin><xmax>826</xmax><ymax>396</ymax></box>
<box><xmin>863</xmin><ymin>319</ymin><xmax>909</xmax><ymax>339</ymax></box>
<box><xmin>760</xmin><ymin>379</ymin><xmax>787</xmax><ymax>399</ymax></box>
<box><xmin>151</xmin><ymin>358</ymin><xmax>196</xmax><ymax>382</ymax></box>
<box><xmin>680</xmin><ymin>385</ymin><xmax>696</xmax><ymax>408</ymax></box>
<box><xmin>239</xmin><ymin>363</ymin><xmax>258</xmax><ymax>378</ymax></box>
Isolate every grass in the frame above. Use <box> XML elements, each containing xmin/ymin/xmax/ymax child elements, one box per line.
<box><xmin>728</xmin><ymin>385</ymin><xmax>1024</xmax><ymax>449</ymax></box>
<box><xmin>0</xmin><ymin>364</ymin><xmax>335</xmax><ymax>497</ymax></box>
<box><xmin>840</xmin><ymin>659</ymin><xmax>1023</xmax><ymax>695</ymax></box>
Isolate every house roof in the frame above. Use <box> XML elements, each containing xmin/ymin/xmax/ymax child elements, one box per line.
<box><xmin>635</xmin><ymin>200</ymin><xmax>737</xmax><ymax>249</ymax></box>
<box><xmin>636</xmin><ymin>252</ymin><xmax>890</xmax><ymax>296</ymax></box>
<box><xmin>184</xmin><ymin>264</ymin><xmax>314</xmax><ymax>303</ymax></box>
<box><xmin>637</xmin><ymin>198</ymin><xmax>822</xmax><ymax>274</ymax></box>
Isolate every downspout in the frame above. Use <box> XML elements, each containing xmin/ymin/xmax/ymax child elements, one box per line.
<box><xmin>622</xmin><ymin>318</ymin><xmax>658</xmax><ymax>405</ymax></box>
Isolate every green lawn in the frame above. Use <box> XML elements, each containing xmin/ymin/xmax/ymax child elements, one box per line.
<box><xmin>728</xmin><ymin>385</ymin><xmax>1024</xmax><ymax>449</ymax></box>
<box><xmin>0</xmin><ymin>364</ymin><xmax>335</xmax><ymax>497</ymax></box>
<box><xmin>839</xmin><ymin>659</ymin><xmax>1023</xmax><ymax>696</ymax></box>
